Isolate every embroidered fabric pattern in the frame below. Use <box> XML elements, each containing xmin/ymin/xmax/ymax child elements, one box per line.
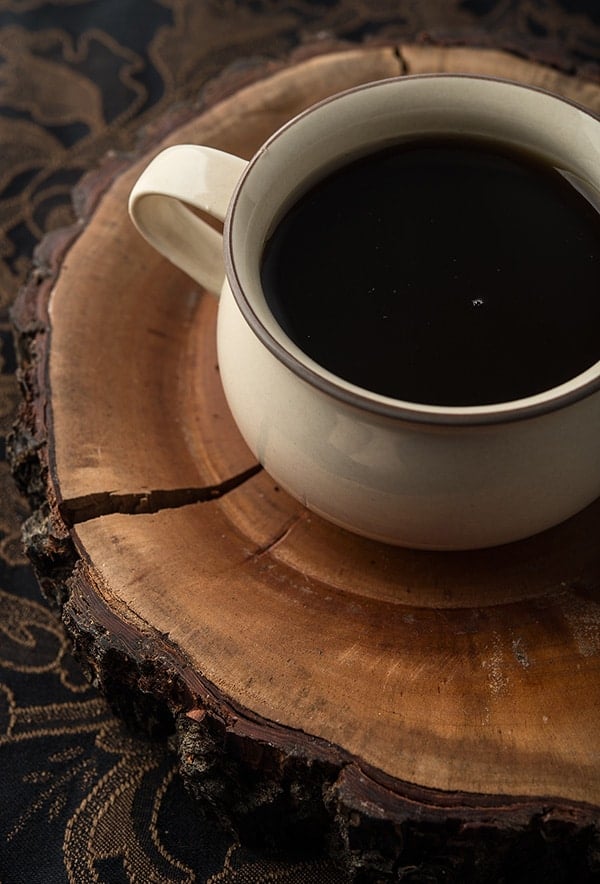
<box><xmin>0</xmin><ymin>2</ymin><xmax>598</xmax><ymax>882</ymax></box>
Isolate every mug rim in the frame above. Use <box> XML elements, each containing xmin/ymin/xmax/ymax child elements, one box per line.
<box><xmin>224</xmin><ymin>72</ymin><xmax>600</xmax><ymax>427</ymax></box>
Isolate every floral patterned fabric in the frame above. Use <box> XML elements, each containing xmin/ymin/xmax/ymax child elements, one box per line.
<box><xmin>0</xmin><ymin>2</ymin><xmax>599</xmax><ymax>882</ymax></box>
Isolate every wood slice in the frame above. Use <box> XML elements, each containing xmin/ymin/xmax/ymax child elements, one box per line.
<box><xmin>10</xmin><ymin>46</ymin><xmax>600</xmax><ymax>881</ymax></box>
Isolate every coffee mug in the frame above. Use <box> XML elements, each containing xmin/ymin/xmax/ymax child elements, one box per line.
<box><xmin>129</xmin><ymin>75</ymin><xmax>600</xmax><ymax>550</ymax></box>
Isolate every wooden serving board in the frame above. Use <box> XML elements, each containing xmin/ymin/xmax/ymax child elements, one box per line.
<box><xmin>11</xmin><ymin>46</ymin><xmax>600</xmax><ymax>880</ymax></box>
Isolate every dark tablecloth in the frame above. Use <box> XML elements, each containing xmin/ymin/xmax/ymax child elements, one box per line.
<box><xmin>1</xmin><ymin>3</ymin><xmax>599</xmax><ymax>882</ymax></box>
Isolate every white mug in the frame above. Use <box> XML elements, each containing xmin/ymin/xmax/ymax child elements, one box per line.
<box><xmin>129</xmin><ymin>75</ymin><xmax>600</xmax><ymax>550</ymax></box>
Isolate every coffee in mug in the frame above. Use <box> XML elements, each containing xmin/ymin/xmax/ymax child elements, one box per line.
<box><xmin>261</xmin><ymin>136</ymin><xmax>600</xmax><ymax>407</ymax></box>
<box><xmin>129</xmin><ymin>75</ymin><xmax>600</xmax><ymax>549</ymax></box>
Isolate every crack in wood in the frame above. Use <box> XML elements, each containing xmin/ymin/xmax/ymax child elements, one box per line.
<box><xmin>248</xmin><ymin>511</ymin><xmax>307</xmax><ymax>560</ymax></box>
<box><xmin>393</xmin><ymin>44</ymin><xmax>409</xmax><ymax>75</ymax></box>
<box><xmin>60</xmin><ymin>463</ymin><xmax>263</xmax><ymax>526</ymax></box>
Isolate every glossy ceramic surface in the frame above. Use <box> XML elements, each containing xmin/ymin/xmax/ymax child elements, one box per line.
<box><xmin>129</xmin><ymin>75</ymin><xmax>600</xmax><ymax>548</ymax></box>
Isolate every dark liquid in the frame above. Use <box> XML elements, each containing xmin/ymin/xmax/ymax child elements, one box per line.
<box><xmin>260</xmin><ymin>137</ymin><xmax>600</xmax><ymax>406</ymax></box>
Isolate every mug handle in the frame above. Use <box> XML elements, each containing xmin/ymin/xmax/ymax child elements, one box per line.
<box><xmin>128</xmin><ymin>144</ymin><xmax>248</xmax><ymax>296</ymax></box>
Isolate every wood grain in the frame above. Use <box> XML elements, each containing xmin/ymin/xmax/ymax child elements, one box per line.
<box><xmin>12</xmin><ymin>45</ymin><xmax>600</xmax><ymax>881</ymax></box>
